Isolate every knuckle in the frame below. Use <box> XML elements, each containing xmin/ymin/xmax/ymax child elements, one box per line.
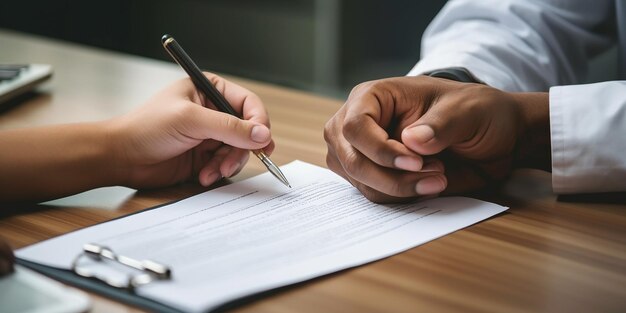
<box><xmin>369</xmin><ymin>79</ymin><xmax>391</xmax><ymax>91</ymax></box>
<box><xmin>323</xmin><ymin>120</ymin><xmax>335</xmax><ymax>143</ymax></box>
<box><xmin>350</xmin><ymin>81</ymin><xmax>370</xmax><ymax>94</ymax></box>
<box><xmin>324</xmin><ymin>108</ymin><xmax>346</xmax><ymax>143</ymax></box>
<box><xmin>377</xmin><ymin>143</ymin><xmax>399</xmax><ymax>167</ymax></box>
<box><xmin>221</xmin><ymin>115</ymin><xmax>242</xmax><ymax>133</ymax></box>
<box><xmin>208</xmin><ymin>74</ymin><xmax>226</xmax><ymax>93</ymax></box>
<box><xmin>207</xmin><ymin>72</ymin><xmax>220</xmax><ymax>84</ymax></box>
<box><xmin>248</xmin><ymin>93</ymin><xmax>263</xmax><ymax>106</ymax></box>
<box><xmin>341</xmin><ymin>150</ymin><xmax>361</xmax><ymax>176</ymax></box>
<box><xmin>386</xmin><ymin>179</ymin><xmax>409</xmax><ymax>198</ymax></box>
<box><xmin>366</xmin><ymin>79</ymin><xmax>393</xmax><ymax>94</ymax></box>
<box><xmin>349</xmin><ymin>80</ymin><xmax>378</xmax><ymax>98</ymax></box>
<box><xmin>352</xmin><ymin>77</ymin><xmax>406</xmax><ymax>100</ymax></box>
<box><xmin>342</xmin><ymin>115</ymin><xmax>364</xmax><ymax>142</ymax></box>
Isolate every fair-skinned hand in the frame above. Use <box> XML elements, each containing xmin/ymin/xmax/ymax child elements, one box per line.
<box><xmin>0</xmin><ymin>72</ymin><xmax>275</xmax><ymax>203</ymax></box>
<box><xmin>109</xmin><ymin>72</ymin><xmax>275</xmax><ymax>189</ymax></box>
<box><xmin>324</xmin><ymin>75</ymin><xmax>549</xmax><ymax>203</ymax></box>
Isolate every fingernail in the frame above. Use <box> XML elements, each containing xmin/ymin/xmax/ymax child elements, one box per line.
<box><xmin>251</xmin><ymin>125</ymin><xmax>270</xmax><ymax>143</ymax></box>
<box><xmin>415</xmin><ymin>176</ymin><xmax>446</xmax><ymax>195</ymax></box>
<box><xmin>226</xmin><ymin>162</ymin><xmax>241</xmax><ymax>178</ymax></box>
<box><xmin>408</xmin><ymin>125</ymin><xmax>435</xmax><ymax>143</ymax></box>
<box><xmin>204</xmin><ymin>172</ymin><xmax>220</xmax><ymax>186</ymax></box>
<box><xmin>394</xmin><ymin>156</ymin><xmax>422</xmax><ymax>171</ymax></box>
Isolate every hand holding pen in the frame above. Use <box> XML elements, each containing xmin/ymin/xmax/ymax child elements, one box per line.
<box><xmin>161</xmin><ymin>34</ymin><xmax>291</xmax><ymax>187</ymax></box>
<box><xmin>0</xmin><ymin>64</ymin><xmax>278</xmax><ymax>202</ymax></box>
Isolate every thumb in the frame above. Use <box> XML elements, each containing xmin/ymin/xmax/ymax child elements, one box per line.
<box><xmin>401</xmin><ymin>100</ymin><xmax>480</xmax><ymax>156</ymax></box>
<box><xmin>188</xmin><ymin>105</ymin><xmax>271</xmax><ymax>149</ymax></box>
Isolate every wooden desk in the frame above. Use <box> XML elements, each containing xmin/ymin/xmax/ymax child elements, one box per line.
<box><xmin>1</xmin><ymin>29</ymin><xmax>625</xmax><ymax>313</ymax></box>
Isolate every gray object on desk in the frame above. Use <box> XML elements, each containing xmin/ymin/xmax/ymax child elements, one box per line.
<box><xmin>0</xmin><ymin>64</ymin><xmax>52</xmax><ymax>104</ymax></box>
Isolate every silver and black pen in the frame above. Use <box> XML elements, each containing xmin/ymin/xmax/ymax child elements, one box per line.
<box><xmin>161</xmin><ymin>34</ymin><xmax>291</xmax><ymax>188</ymax></box>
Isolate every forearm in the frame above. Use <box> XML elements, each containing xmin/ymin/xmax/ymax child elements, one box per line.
<box><xmin>0</xmin><ymin>122</ymin><xmax>122</xmax><ymax>203</ymax></box>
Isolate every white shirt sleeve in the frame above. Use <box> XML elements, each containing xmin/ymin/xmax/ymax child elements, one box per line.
<box><xmin>550</xmin><ymin>81</ymin><xmax>626</xmax><ymax>193</ymax></box>
<box><xmin>409</xmin><ymin>0</ymin><xmax>615</xmax><ymax>92</ymax></box>
<box><xmin>410</xmin><ymin>0</ymin><xmax>626</xmax><ymax>193</ymax></box>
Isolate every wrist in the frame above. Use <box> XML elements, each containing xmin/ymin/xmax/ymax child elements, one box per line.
<box><xmin>510</xmin><ymin>92</ymin><xmax>551</xmax><ymax>171</ymax></box>
<box><xmin>99</xmin><ymin>118</ymin><xmax>131</xmax><ymax>187</ymax></box>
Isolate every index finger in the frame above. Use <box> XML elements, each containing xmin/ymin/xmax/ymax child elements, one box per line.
<box><xmin>343</xmin><ymin>90</ymin><xmax>423</xmax><ymax>172</ymax></box>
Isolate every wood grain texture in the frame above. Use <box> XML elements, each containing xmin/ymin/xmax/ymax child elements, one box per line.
<box><xmin>1</xmin><ymin>29</ymin><xmax>625</xmax><ymax>313</ymax></box>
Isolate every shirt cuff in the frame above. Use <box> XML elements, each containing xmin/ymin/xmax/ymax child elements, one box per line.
<box><xmin>550</xmin><ymin>81</ymin><xmax>626</xmax><ymax>193</ymax></box>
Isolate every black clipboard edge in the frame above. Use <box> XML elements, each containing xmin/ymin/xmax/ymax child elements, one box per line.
<box><xmin>14</xmin><ymin>195</ymin><xmax>196</xmax><ymax>313</ymax></box>
<box><xmin>16</xmin><ymin>258</ymin><xmax>183</xmax><ymax>313</ymax></box>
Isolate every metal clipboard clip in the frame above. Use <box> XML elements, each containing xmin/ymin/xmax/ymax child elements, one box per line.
<box><xmin>71</xmin><ymin>243</ymin><xmax>172</xmax><ymax>292</ymax></box>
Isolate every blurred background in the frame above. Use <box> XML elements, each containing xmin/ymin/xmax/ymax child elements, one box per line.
<box><xmin>0</xmin><ymin>0</ymin><xmax>447</xmax><ymax>98</ymax></box>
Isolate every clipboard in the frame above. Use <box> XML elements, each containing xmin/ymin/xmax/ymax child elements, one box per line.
<box><xmin>17</xmin><ymin>258</ymin><xmax>182</xmax><ymax>313</ymax></box>
<box><xmin>15</xmin><ymin>199</ymin><xmax>186</xmax><ymax>313</ymax></box>
<box><xmin>14</xmin><ymin>161</ymin><xmax>510</xmax><ymax>313</ymax></box>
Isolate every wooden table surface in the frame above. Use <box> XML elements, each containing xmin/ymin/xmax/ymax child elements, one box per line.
<box><xmin>1</xmin><ymin>29</ymin><xmax>625</xmax><ymax>313</ymax></box>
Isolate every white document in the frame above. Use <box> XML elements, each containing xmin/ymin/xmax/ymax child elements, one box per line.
<box><xmin>17</xmin><ymin>161</ymin><xmax>507</xmax><ymax>312</ymax></box>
